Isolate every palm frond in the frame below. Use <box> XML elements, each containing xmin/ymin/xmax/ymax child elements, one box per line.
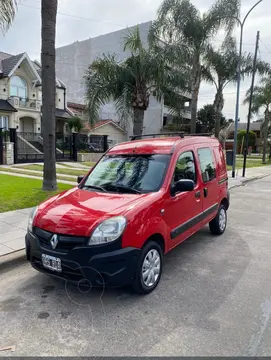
<box><xmin>243</xmin><ymin>79</ymin><xmax>271</xmax><ymax>114</ymax></box>
<box><xmin>155</xmin><ymin>0</ymin><xmax>201</xmax><ymax>48</ymax></box>
<box><xmin>114</xmin><ymin>87</ymin><xmax>133</xmax><ymax>130</ymax></box>
<box><xmin>0</xmin><ymin>0</ymin><xmax>17</xmax><ymax>33</ymax></box>
<box><xmin>123</xmin><ymin>25</ymin><xmax>144</xmax><ymax>54</ymax></box>
<box><xmin>206</xmin><ymin>0</ymin><xmax>241</xmax><ymax>36</ymax></box>
<box><xmin>84</xmin><ymin>54</ymin><xmax>132</xmax><ymax>126</ymax></box>
<box><xmin>201</xmin><ymin>65</ymin><xmax>216</xmax><ymax>87</ymax></box>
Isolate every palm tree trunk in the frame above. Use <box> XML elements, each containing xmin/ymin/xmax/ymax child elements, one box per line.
<box><xmin>213</xmin><ymin>89</ymin><xmax>224</xmax><ymax>138</ymax></box>
<box><xmin>133</xmin><ymin>108</ymin><xmax>145</xmax><ymax>136</ymax></box>
<box><xmin>190</xmin><ymin>57</ymin><xmax>201</xmax><ymax>134</ymax></box>
<box><xmin>41</xmin><ymin>0</ymin><xmax>58</xmax><ymax>191</ymax></box>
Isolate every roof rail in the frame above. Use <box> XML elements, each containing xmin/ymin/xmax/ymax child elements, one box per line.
<box><xmin>130</xmin><ymin>132</ymin><xmax>212</xmax><ymax>141</ymax></box>
<box><xmin>130</xmin><ymin>133</ymin><xmax>185</xmax><ymax>140</ymax></box>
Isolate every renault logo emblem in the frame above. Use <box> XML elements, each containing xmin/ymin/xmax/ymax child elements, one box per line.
<box><xmin>50</xmin><ymin>234</ymin><xmax>58</xmax><ymax>249</ymax></box>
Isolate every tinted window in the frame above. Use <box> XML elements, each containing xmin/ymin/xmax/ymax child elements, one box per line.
<box><xmin>83</xmin><ymin>154</ymin><xmax>170</xmax><ymax>193</ymax></box>
<box><xmin>172</xmin><ymin>151</ymin><xmax>196</xmax><ymax>184</ymax></box>
<box><xmin>197</xmin><ymin>147</ymin><xmax>216</xmax><ymax>183</ymax></box>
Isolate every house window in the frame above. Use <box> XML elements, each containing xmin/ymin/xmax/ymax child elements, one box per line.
<box><xmin>10</xmin><ymin>76</ymin><xmax>27</xmax><ymax>99</ymax></box>
<box><xmin>0</xmin><ymin>116</ymin><xmax>9</xmax><ymax>130</ymax></box>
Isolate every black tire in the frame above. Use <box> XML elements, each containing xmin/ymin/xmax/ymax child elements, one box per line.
<box><xmin>131</xmin><ymin>241</ymin><xmax>163</xmax><ymax>295</ymax></box>
<box><xmin>209</xmin><ymin>204</ymin><xmax>227</xmax><ymax>235</ymax></box>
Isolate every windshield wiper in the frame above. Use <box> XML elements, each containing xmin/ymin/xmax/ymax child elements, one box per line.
<box><xmin>82</xmin><ymin>184</ymin><xmax>106</xmax><ymax>192</ymax></box>
<box><xmin>102</xmin><ymin>183</ymin><xmax>142</xmax><ymax>194</ymax></box>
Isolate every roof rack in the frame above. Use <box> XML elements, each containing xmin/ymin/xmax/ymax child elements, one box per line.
<box><xmin>130</xmin><ymin>132</ymin><xmax>212</xmax><ymax>141</ymax></box>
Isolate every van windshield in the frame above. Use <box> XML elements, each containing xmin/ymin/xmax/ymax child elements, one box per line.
<box><xmin>82</xmin><ymin>154</ymin><xmax>170</xmax><ymax>193</ymax></box>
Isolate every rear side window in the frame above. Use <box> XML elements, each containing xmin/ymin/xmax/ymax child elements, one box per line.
<box><xmin>213</xmin><ymin>146</ymin><xmax>227</xmax><ymax>178</ymax></box>
<box><xmin>197</xmin><ymin>147</ymin><xmax>216</xmax><ymax>183</ymax></box>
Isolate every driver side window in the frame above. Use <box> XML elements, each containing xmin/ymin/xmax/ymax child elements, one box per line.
<box><xmin>172</xmin><ymin>151</ymin><xmax>196</xmax><ymax>185</ymax></box>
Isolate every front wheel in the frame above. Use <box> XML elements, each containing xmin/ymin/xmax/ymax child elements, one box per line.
<box><xmin>209</xmin><ymin>204</ymin><xmax>227</xmax><ymax>235</ymax></box>
<box><xmin>131</xmin><ymin>241</ymin><xmax>163</xmax><ymax>295</ymax></box>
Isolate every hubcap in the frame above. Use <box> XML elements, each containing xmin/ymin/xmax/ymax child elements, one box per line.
<box><xmin>219</xmin><ymin>208</ymin><xmax>226</xmax><ymax>231</ymax></box>
<box><xmin>142</xmin><ymin>249</ymin><xmax>161</xmax><ymax>287</ymax></box>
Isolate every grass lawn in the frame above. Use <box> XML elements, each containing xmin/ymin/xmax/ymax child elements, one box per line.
<box><xmin>60</xmin><ymin>162</ymin><xmax>95</xmax><ymax>168</ymax></box>
<box><xmin>0</xmin><ymin>168</ymin><xmax>76</xmax><ymax>182</ymax></box>
<box><xmin>227</xmin><ymin>158</ymin><xmax>271</xmax><ymax>171</ymax></box>
<box><xmin>0</xmin><ymin>174</ymin><xmax>73</xmax><ymax>213</ymax></box>
<box><xmin>13</xmin><ymin>164</ymin><xmax>88</xmax><ymax>177</ymax></box>
<box><xmin>80</xmin><ymin>162</ymin><xmax>96</xmax><ymax>167</ymax></box>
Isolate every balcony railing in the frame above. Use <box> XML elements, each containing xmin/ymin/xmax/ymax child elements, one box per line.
<box><xmin>8</xmin><ymin>96</ymin><xmax>41</xmax><ymax>111</ymax></box>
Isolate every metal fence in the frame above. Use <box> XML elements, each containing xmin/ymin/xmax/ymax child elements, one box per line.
<box><xmin>77</xmin><ymin>134</ymin><xmax>108</xmax><ymax>153</ymax></box>
<box><xmin>6</xmin><ymin>130</ymin><xmax>108</xmax><ymax>164</ymax></box>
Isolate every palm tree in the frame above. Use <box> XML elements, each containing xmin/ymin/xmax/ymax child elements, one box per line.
<box><xmin>203</xmin><ymin>36</ymin><xmax>270</xmax><ymax>138</ymax></box>
<box><xmin>85</xmin><ymin>26</ymin><xmax>189</xmax><ymax>136</ymax></box>
<box><xmin>67</xmin><ymin>116</ymin><xmax>84</xmax><ymax>133</ymax></box>
<box><xmin>41</xmin><ymin>0</ymin><xmax>58</xmax><ymax>190</ymax></box>
<box><xmin>149</xmin><ymin>0</ymin><xmax>241</xmax><ymax>133</ymax></box>
<box><xmin>243</xmin><ymin>77</ymin><xmax>271</xmax><ymax>164</ymax></box>
<box><xmin>0</xmin><ymin>0</ymin><xmax>17</xmax><ymax>33</ymax></box>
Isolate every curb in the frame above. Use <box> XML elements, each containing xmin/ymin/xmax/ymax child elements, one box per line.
<box><xmin>0</xmin><ymin>249</ymin><xmax>26</xmax><ymax>275</ymax></box>
<box><xmin>229</xmin><ymin>173</ymin><xmax>271</xmax><ymax>190</ymax></box>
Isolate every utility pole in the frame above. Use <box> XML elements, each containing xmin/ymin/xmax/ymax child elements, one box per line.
<box><xmin>242</xmin><ymin>30</ymin><xmax>260</xmax><ymax>177</ymax></box>
<box><xmin>231</xmin><ymin>0</ymin><xmax>263</xmax><ymax>178</ymax></box>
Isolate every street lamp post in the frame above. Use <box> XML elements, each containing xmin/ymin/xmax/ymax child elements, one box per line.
<box><xmin>231</xmin><ymin>0</ymin><xmax>263</xmax><ymax>178</ymax></box>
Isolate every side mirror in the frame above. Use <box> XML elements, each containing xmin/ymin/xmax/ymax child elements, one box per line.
<box><xmin>77</xmin><ymin>175</ymin><xmax>85</xmax><ymax>184</ymax></box>
<box><xmin>171</xmin><ymin>179</ymin><xmax>195</xmax><ymax>195</ymax></box>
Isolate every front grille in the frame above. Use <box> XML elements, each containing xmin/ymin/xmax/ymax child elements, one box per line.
<box><xmin>33</xmin><ymin>227</ymin><xmax>88</xmax><ymax>252</ymax></box>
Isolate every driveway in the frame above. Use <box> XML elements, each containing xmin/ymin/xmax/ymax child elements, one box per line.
<box><xmin>1</xmin><ymin>176</ymin><xmax>271</xmax><ymax>356</ymax></box>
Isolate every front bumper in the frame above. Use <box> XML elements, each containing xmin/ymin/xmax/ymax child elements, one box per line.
<box><xmin>25</xmin><ymin>230</ymin><xmax>141</xmax><ymax>288</ymax></box>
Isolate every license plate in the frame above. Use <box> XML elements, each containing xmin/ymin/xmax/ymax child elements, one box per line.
<box><xmin>42</xmin><ymin>254</ymin><xmax>62</xmax><ymax>273</ymax></box>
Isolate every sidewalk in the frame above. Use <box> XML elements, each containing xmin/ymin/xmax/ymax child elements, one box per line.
<box><xmin>1</xmin><ymin>166</ymin><xmax>271</xmax><ymax>258</ymax></box>
<box><xmin>0</xmin><ymin>207</ymin><xmax>32</xmax><ymax>256</ymax></box>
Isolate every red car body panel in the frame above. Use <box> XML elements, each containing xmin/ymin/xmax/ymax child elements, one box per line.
<box><xmin>33</xmin><ymin>136</ymin><xmax>229</xmax><ymax>255</ymax></box>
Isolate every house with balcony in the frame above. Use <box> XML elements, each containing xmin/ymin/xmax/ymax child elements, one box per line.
<box><xmin>0</xmin><ymin>51</ymin><xmax>72</xmax><ymax>162</ymax></box>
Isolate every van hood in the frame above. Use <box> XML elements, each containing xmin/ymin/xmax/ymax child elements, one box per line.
<box><xmin>34</xmin><ymin>187</ymin><xmax>152</xmax><ymax>236</ymax></box>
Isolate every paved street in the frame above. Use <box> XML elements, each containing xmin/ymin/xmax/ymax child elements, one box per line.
<box><xmin>1</xmin><ymin>176</ymin><xmax>271</xmax><ymax>356</ymax></box>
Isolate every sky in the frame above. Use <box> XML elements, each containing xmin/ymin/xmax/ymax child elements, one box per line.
<box><xmin>1</xmin><ymin>0</ymin><xmax>271</xmax><ymax>122</ymax></box>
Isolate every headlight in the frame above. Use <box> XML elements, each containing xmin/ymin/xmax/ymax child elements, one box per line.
<box><xmin>28</xmin><ymin>206</ymin><xmax>38</xmax><ymax>233</ymax></box>
<box><xmin>88</xmin><ymin>216</ymin><xmax>127</xmax><ymax>245</ymax></box>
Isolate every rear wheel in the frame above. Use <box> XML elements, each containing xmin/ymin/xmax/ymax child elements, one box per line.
<box><xmin>131</xmin><ymin>241</ymin><xmax>163</xmax><ymax>295</ymax></box>
<box><xmin>209</xmin><ymin>204</ymin><xmax>227</xmax><ymax>235</ymax></box>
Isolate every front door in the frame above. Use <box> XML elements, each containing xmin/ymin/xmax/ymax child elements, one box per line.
<box><xmin>195</xmin><ymin>146</ymin><xmax>219</xmax><ymax>223</ymax></box>
<box><xmin>20</xmin><ymin>117</ymin><xmax>34</xmax><ymax>133</ymax></box>
<box><xmin>164</xmin><ymin>148</ymin><xmax>203</xmax><ymax>250</ymax></box>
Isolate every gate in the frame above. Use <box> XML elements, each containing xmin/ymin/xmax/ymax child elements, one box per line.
<box><xmin>56</xmin><ymin>132</ymin><xmax>74</xmax><ymax>161</ymax></box>
<box><xmin>16</xmin><ymin>131</ymin><xmax>44</xmax><ymax>163</ymax></box>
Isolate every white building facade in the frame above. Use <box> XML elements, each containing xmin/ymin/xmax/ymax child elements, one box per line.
<box><xmin>55</xmin><ymin>21</ymin><xmax>192</xmax><ymax>138</ymax></box>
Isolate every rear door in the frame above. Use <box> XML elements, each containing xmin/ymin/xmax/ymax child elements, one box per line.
<box><xmin>195</xmin><ymin>145</ymin><xmax>219</xmax><ymax>223</ymax></box>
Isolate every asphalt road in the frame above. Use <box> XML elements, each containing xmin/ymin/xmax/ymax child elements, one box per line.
<box><xmin>1</xmin><ymin>176</ymin><xmax>271</xmax><ymax>356</ymax></box>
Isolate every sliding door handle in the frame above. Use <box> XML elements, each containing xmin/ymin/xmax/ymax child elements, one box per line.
<box><xmin>204</xmin><ymin>188</ymin><xmax>208</xmax><ymax>197</ymax></box>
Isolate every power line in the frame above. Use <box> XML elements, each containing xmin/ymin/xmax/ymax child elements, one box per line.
<box><xmin>20</xmin><ymin>3</ymin><xmax>127</xmax><ymax>27</ymax></box>
<box><xmin>259</xmin><ymin>39</ymin><xmax>271</xmax><ymax>54</ymax></box>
